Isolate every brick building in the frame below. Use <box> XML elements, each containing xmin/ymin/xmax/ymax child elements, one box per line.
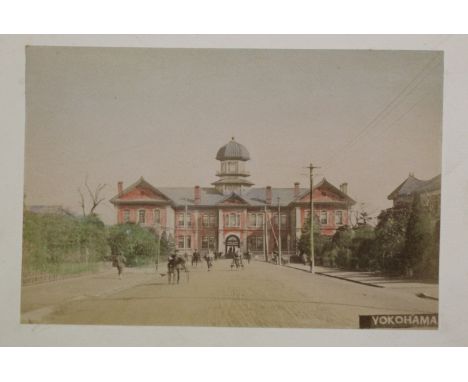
<box><xmin>110</xmin><ymin>138</ymin><xmax>356</xmax><ymax>257</ymax></box>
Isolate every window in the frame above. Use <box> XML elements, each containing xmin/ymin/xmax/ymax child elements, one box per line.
<box><xmin>177</xmin><ymin>213</ymin><xmax>191</xmax><ymax>227</ymax></box>
<box><xmin>209</xmin><ymin>215</ymin><xmax>216</xmax><ymax>226</ymax></box>
<box><xmin>335</xmin><ymin>210</ymin><xmax>343</xmax><ymax>225</ymax></box>
<box><xmin>177</xmin><ymin>236</ymin><xmax>185</xmax><ymax>249</ymax></box>
<box><xmin>272</xmin><ymin>213</ymin><xmax>288</xmax><ymax>226</ymax></box>
<box><xmin>202</xmin><ymin>236</ymin><xmax>216</xmax><ymax>250</ymax></box>
<box><xmin>229</xmin><ymin>214</ymin><xmax>236</xmax><ymax>227</ymax></box>
<box><xmin>248</xmin><ymin>236</ymin><xmax>264</xmax><ymax>251</ymax></box>
<box><xmin>201</xmin><ymin>236</ymin><xmax>208</xmax><ymax>249</ymax></box>
<box><xmin>177</xmin><ymin>214</ymin><xmax>184</xmax><ymax>227</ymax></box>
<box><xmin>225</xmin><ymin>213</ymin><xmax>240</xmax><ymax>227</ymax></box>
<box><xmin>138</xmin><ymin>209</ymin><xmax>146</xmax><ymax>224</ymax></box>
<box><xmin>320</xmin><ymin>211</ymin><xmax>328</xmax><ymax>225</ymax></box>
<box><xmin>228</xmin><ymin>161</ymin><xmax>237</xmax><ymax>173</ymax></box>
<box><xmin>249</xmin><ymin>213</ymin><xmax>256</xmax><ymax>227</ymax></box>
<box><xmin>202</xmin><ymin>214</ymin><xmax>217</xmax><ymax>227</ymax></box>
<box><xmin>177</xmin><ymin>235</ymin><xmax>191</xmax><ymax>249</ymax></box>
<box><xmin>153</xmin><ymin>209</ymin><xmax>160</xmax><ymax>224</ymax></box>
<box><xmin>248</xmin><ymin>213</ymin><xmax>264</xmax><ymax>227</ymax></box>
<box><xmin>123</xmin><ymin>209</ymin><xmax>130</xmax><ymax>223</ymax></box>
<box><xmin>281</xmin><ymin>214</ymin><xmax>287</xmax><ymax>226</ymax></box>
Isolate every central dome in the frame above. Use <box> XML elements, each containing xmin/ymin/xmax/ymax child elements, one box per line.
<box><xmin>216</xmin><ymin>137</ymin><xmax>250</xmax><ymax>161</ymax></box>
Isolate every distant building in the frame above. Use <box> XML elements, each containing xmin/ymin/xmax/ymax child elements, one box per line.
<box><xmin>110</xmin><ymin>138</ymin><xmax>356</xmax><ymax>256</ymax></box>
<box><xmin>26</xmin><ymin>205</ymin><xmax>75</xmax><ymax>217</ymax></box>
<box><xmin>387</xmin><ymin>173</ymin><xmax>441</xmax><ymax>215</ymax></box>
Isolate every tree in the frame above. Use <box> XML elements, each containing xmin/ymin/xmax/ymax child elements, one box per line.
<box><xmin>402</xmin><ymin>194</ymin><xmax>435</xmax><ymax>278</ymax></box>
<box><xmin>78</xmin><ymin>214</ymin><xmax>108</xmax><ymax>263</ymax></box>
<box><xmin>77</xmin><ymin>175</ymin><xmax>106</xmax><ymax>217</ymax></box>
<box><xmin>107</xmin><ymin>223</ymin><xmax>158</xmax><ymax>267</ymax></box>
<box><xmin>332</xmin><ymin>225</ymin><xmax>354</xmax><ymax>269</ymax></box>
<box><xmin>350</xmin><ymin>224</ymin><xmax>375</xmax><ymax>270</ymax></box>
<box><xmin>373</xmin><ymin>207</ymin><xmax>410</xmax><ymax>275</ymax></box>
<box><xmin>297</xmin><ymin>214</ymin><xmax>320</xmax><ymax>260</ymax></box>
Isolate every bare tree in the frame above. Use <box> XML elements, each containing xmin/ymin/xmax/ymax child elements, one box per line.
<box><xmin>78</xmin><ymin>187</ymin><xmax>86</xmax><ymax>216</ymax></box>
<box><xmin>77</xmin><ymin>175</ymin><xmax>107</xmax><ymax>216</ymax></box>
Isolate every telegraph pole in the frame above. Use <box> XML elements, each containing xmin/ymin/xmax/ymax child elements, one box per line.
<box><xmin>307</xmin><ymin>163</ymin><xmax>320</xmax><ymax>273</ymax></box>
<box><xmin>277</xmin><ymin>197</ymin><xmax>282</xmax><ymax>266</ymax></box>
<box><xmin>156</xmin><ymin>224</ymin><xmax>161</xmax><ymax>272</ymax></box>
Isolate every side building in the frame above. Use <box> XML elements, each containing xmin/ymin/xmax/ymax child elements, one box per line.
<box><xmin>110</xmin><ymin>138</ymin><xmax>356</xmax><ymax>257</ymax></box>
<box><xmin>388</xmin><ymin>173</ymin><xmax>441</xmax><ymax>217</ymax></box>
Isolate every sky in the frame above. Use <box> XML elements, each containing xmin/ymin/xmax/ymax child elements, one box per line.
<box><xmin>24</xmin><ymin>47</ymin><xmax>443</xmax><ymax>224</ymax></box>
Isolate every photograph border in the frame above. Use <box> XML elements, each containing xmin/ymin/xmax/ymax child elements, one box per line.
<box><xmin>1</xmin><ymin>34</ymin><xmax>467</xmax><ymax>346</ymax></box>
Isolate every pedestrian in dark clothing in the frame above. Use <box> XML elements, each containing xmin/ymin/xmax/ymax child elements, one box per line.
<box><xmin>112</xmin><ymin>253</ymin><xmax>126</xmax><ymax>279</ymax></box>
<box><xmin>245</xmin><ymin>251</ymin><xmax>251</xmax><ymax>264</ymax></box>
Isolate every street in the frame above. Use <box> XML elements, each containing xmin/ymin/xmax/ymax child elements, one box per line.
<box><xmin>21</xmin><ymin>259</ymin><xmax>438</xmax><ymax>328</ymax></box>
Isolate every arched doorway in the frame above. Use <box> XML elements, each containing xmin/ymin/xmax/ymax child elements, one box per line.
<box><xmin>225</xmin><ymin>235</ymin><xmax>240</xmax><ymax>258</ymax></box>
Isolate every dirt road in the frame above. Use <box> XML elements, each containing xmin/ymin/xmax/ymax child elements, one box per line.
<box><xmin>22</xmin><ymin>259</ymin><xmax>438</xmax><ymax>328</ymax></box>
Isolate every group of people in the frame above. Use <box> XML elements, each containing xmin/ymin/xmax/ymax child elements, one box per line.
<box><xmin>110</xmin><ymin>247</ymin><xmax>254</xmax><ymax>279</ymax></box>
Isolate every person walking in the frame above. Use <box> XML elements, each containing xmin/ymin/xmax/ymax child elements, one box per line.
<box><xmin>245</xmin><ymin>250</ymin><xmax>251</xmax><ymax>264</ymax></box>
<box><xmin>205</xmin><ymin>250</ymin><xmax>215</xmax><ymax>271</ymax></box>
<box><xmin>112</xmin><ymin>252</ymin><xmax>127</xmax><ymax>279</ymax></box>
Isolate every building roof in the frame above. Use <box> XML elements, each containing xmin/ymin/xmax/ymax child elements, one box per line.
<box><xmin>26</xmin><ymin>205</ymin><xmax>75</xmax><ymax>216</ymax></box>
<box><xmin>294</xmin><ymin>178</ymin><xmax>356</xmax><ymax>205</ymax></box>
<box><xmin>211</xmin><ymin>177</ymin><xmax>254</xmax><ymax>186</ymax></box>
<box><xmin>388</xmin><ymin>174</ymin><xmax>441</xmax><ymax>200</ymax></box>
<box><xmin>110</xmin><ymin>177</ymin><xmax>355</xmax><ymax>208</ymax></box>
<box><xmin>215</xmin><ymin>137</ymin><xmax>250</xmax><ymax>161</ymax></box>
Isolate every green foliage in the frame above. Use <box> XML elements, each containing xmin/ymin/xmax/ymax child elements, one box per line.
<box><xmin>297</xmin><ymin>215</ymin><xmax>320</xmax><ymax>260</ymax></box>
<box><xmin>159</xmin><ymin>231</ymin><xmax>175</xmax><ymax>260</ymax></box>
<box><xmin>372</xmin><ymin>207</ymin><xmax>411</xmax><ymax>275</ymax></box>
<box><xmin>107</xmin><ymin>223</ymin><xmax>158</xmax><ymax>266</ymax></box>
<box><xmin>402</xmin><ymin>194</ymin><xmax>438</xmax><ymax>278</ymax></box>
<box><xmin>22</xmin><ymin>211</ymin><xmax>108</xmax><ymax>275</ymax></box>
<box><xmin>321</xmin><ymin>198</ymin><xmax>440</xmax><ymax>280</ymax></box>
<box><xmin>79</xmin><ymin>214</ymin><xmax>108</xmax><ymax>262</ymax></box>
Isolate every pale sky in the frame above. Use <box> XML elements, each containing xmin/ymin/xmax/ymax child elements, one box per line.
<box><xmin>24</xmin><ymin>47</ymin><xmax>443</xmax><ymax>224</ymax></box>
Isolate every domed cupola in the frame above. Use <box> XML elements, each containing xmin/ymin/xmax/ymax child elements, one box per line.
<box><xmin>216</xmin><ymin>137</ymin><xmax>250</xmax><ymax>161</ymax></box>
<box><xmin>212</xmin><ymin>137</ymin><xmax>253</xmax><ymax>194</ymax></box>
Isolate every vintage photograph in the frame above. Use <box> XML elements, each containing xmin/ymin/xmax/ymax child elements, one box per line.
<box><xmin>21</xmin><ymin>46</ymin><xmax>442</xmax><ymax>328</ymax></box>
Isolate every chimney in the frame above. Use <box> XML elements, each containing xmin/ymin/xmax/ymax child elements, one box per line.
<box><xmin>266</xmin><ymin>186</ymin><xmax>272</xmax><ymax>204</ymax></box>
<box><xmin>194</xmin><ymin>185</ymin><xmax>201</xmax><ymax>205</ymax></box>
<box><xmin>117</xmin><ymin>181</ymin><xmax>123</xmax><ymax>196</ymax></box>
<box><xmin>340</xmin><ymin>182</ymin><xmax>348</xmax><ymax>194</ymax></box>
<box><xmin>294</xmin><ymin>182</ymin><xmax>300</xmax><ymax>197</ymax></box>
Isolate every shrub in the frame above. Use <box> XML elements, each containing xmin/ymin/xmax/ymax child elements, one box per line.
<box><xmin>402</xmin><ymin>195</ymin><xmax>439</xmax><ymax>279</ymax></box>
<box><xmin>22</xmin><ymin>211</ymin><xmax>108</xmax><ymax>275</ymax></box>
<box><xmin>107</xmin><ymin>223</ymin><xmax>158</xmax><ymax>266</ymax></box>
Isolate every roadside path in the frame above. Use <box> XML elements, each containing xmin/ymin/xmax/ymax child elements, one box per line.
<box><xmin>286</xmin><ymin>262</ymin><xmax>438</xmax><ymax>299</ymax></box>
